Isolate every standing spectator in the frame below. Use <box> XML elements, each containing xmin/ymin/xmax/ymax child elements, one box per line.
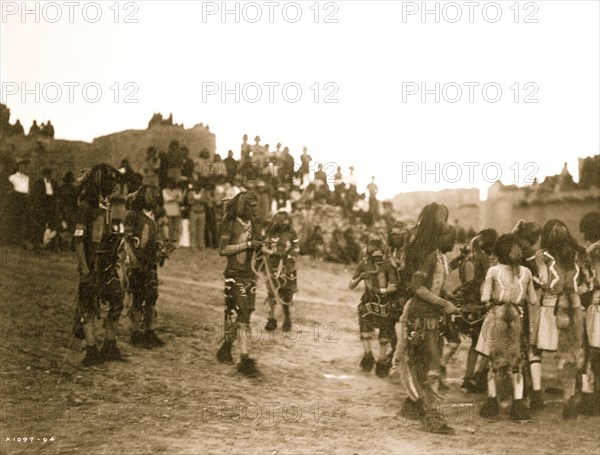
<box><xmin>251</xmin><ymin>136</ymin><xmax>263</xmax><ymax>163</ymax></box>
<box><xmin>7</xmin><ymin>158</ymin><xmax>31</xmax><ymax>246</ymax></box>
<box><xmin>12</xmin><ymin>119</ymin><xmax>25</xmax><ymax>136</ymax></box>
<box><xmin>314</xmin><ymin>163</ymin><xmax>330</xmax><ymax>203</ymax></box>
<box><xmin>194</xmin><ymin>149</ymin><xmax>211</xmax><ymax>185</ymax></box>
<box><xmin>223</xmin><ymin>150</ymin><xmax>238</xmax><ymax>183</ymax></box>
<box><xmin>204</xmin><ymin>185</ymin><xmax>219</xmax><ymax>249</ymax></box>
<box><xmin>30</xmin><ymin>167</ymin><xmax>58</xmax><ymax>248</ymax></box>
<box><xmin>56</xmin><ymin>171</ymin><xmax>78</xmax><ymax>250</ymax></box>
<box><xmin>366</xmin><ymin>176</ymin><xmax>379</xmax><ymax>220</ymax></box>
<box><xmin>42</xmin><ymin>120</ymin><xmax>55</xmax><ymax>138</ymax></box>
<box><xmin>162</xmin><ymin>179</ymin><xmax>183</xmax><ymax>243</ymax></box>
<box><xmin>28</xmin><ymin>120</ymin><xmax>41</xmax><ymax>137</ymax></box>
<box><xmin>213</xmin><ymin>153</ymin><xmax>227</xmax><ymax>183</ymax></box>
<box><xmin>240</xmin><ymin>134</ymin><xmax>251</xmax><ymax>168</ymax></box>
<box><xmin>280</xmin><ymin>147</ymin><xmax>295</xmax><ymax>186</ymax></box>
<box><xmin>178</xmin><ymin>179</ymin><xmax>190</xmax><ymax>248</ymax></box>
<box><xmin>345</xmin><ymin>166</ymin><xmax>359</xmax><ymax>218</ymax></box>
<box><xmin>144</xmin><ymin>146</ymin><xmax>161</xmax><ymax>187</ymax></box>
<box><xmin>333</xmin><ymin>165</ymin><xmax>345</xmax><ymax>207</ymax></box>
<box><xmin>158</xmin><ymin>150</ymin><xmax>169</xmax><ymax>189</ymax></box>
<box><xmin>186</xmin><ymin>181</ymin><xmax>208</xmax><ymax>251</ymax></box>
<box><xmin>181</xmin><ymin>146</ymin><xmax>195</xmax><ymax>181</ymax></box>
<box><xmin>297</xmin><ymin>184</ymin><xmax>316</xmax><ymax>242</ymax></box>
<box><xmin>255</xmin><ymin>180</ymin><xmax>271</xmax><ymax>221</ymax></box>
<box><xmin>299</xmin><ymin>147</ymin><xmax>312</xmax><ymax>186</ymax></box>
<box><xmin>167</xmin><ymin>140</ymin><xmax>183</xmax><ymax>181</ymax></box>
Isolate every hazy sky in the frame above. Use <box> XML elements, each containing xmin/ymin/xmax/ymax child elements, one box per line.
<box><xmin>1</xmin><ymin>0</ymin><xmax>598</xmax><ymax>199</ymax></box>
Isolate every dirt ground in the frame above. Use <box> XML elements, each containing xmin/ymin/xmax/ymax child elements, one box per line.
<box><xmin>1</xmin><ymin>245</ymin><xmax>598</xmax><ymax>455</ymax></box>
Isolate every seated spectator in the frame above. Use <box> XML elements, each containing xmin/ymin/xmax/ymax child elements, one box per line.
<box><xmin>302</xmin><ymin>225</ymin><xmax>325</xmax><ymax>258</ymax></box>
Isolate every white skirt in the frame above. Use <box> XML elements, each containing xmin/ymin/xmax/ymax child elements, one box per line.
<box><xmin>532</xmin><ymin>294</ymin><xmax>559</xmax><ymax>352</ymax></box>
<box><xmin>586</xmin><ymin>291</ymin><xmax>600</xmax><ymax>349</ymax></box>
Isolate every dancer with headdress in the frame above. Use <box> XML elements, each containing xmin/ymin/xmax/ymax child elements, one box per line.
<box><xmin>448</xmin><ymin>228</ymin><xmax>498</xmax><ymax>393</ymax></box>
<box><xmin>477</xmin><ymin>234</ymin><xmax>537</xmax><ymax>421</ymax></box>
<box><xmin>529</xmin><ymin>220</ymin><xmax>587</xmax><ymax>418</ymax></box>
<box><xmin>395</xmin><ymin>203</ymin><xmax>458</xmax><ymax>434</ymax></box>
<box><xmin>350</xmin><ymin>238</ymin><xmax>398</xmax><ymax>377</ymax></box>
<box><xmin>72</xmin><ymin>164</ymin><xmax>125</xmax><ymax>366</ymax></box>
<box><xmin>262</xmin><ymin>210</ymin><xmax>300</xmax><ymax>333</ymax></box>
<box><xmin>579</xmin><ymin>211</ymin><xmax>600</xmax><ymax>415</ymax></box>
<box><xmin>216</xmin><ymin>191</ymin><xmax>264</xmax><ymax>377</ymax></box>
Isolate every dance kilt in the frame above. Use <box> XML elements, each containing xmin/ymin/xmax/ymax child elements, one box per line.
<box><xmin>358</xmin><ymin>291</ymin><xmax>399</xmax><ymax>339</ymax></box>
<box><xmin>475</xmin><ymin>302</ymin><xmax>524</xmax><ymax>362</ymax></box>
<box><xmin>586</xmin><ymin>290</ymin><xmax>600</xmax><ymax>349</ymax></box>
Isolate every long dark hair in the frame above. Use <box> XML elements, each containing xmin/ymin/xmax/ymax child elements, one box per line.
<box><xmin>580</xmin><ymin>211</ymin><xmax>600</xmax><ymax>243</ymax></box>
<box><xmin>222</xmin><ymin>191</ymin><xmax>257</xmax><ymax>224</ymax></box>
<box><xmin>540</xmin><ymin>219</ymin><xmax>579</xmax><ymax>269</ymax></box>
<box><xmin>78</xmin><ymin>163</ymin><xmax>118</xmax><ymax>205</ymax></box>
<box><xmin>266</xmin><ymin>211</ymin><xmax>292</xmax><ymax>236</ymax></box>
<box><xmin>405</xmin><ymin>202</ymin><xmax>449</xmax><ymax>275</ymax></box>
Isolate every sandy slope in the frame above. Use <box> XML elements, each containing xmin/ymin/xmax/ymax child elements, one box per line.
<box><xmin>0</xmin><ymin>246</ymin><xmax>598</xmax><ymax>455</ymax></box>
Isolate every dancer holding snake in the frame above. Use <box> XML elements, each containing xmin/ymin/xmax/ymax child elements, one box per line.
<box><xmin>216</xmin><ymin>191</ymin><xmax>265</xmax><ymax>377</ymax></box>
<box><xmin>262</xmin><ymin>210</ymin><xmax>300</xmax><ymax>333</ymax></box>
<box><xmin>349</xmin><ymin>238</ymin><xmax>398</xmax><ymax>378</ymax></box>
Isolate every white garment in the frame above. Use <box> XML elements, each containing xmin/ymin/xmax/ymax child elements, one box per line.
<box><xmin>44</xmin><ymin>178</ymin><xmax>53</xmax><ymax>196</ymax></box>
<box><xmin>9</xmin><ymin>172</ymin><xmax>29</xmax><ymax>194</ymax></box>
<box><xmin>346</xmin><ymin>173</ymin><xmax>358</xmax><ymax>187</ymax></box>
<box><xmin>179</xmin><ymin>218</ymin><xmax>190</xmax><ymax>248</ymax></box>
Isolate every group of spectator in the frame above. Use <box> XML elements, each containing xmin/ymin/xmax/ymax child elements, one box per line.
<box><xmin>1</xmin><ymin>158</ymin><xmax>78</xmax><ymax>250</ymax></box>
<box><xmin>1</xmin><ymin>133</ymin><xmax>386</xmax><ymax>263</ymax></box>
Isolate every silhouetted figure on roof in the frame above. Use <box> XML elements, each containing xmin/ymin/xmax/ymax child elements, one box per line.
<box><xmin>28</xmin><ymin>120</ymin><xmax>41</xmax><ymax>137</ymax></box>
<box><xmin>12</xmin><ymin>119</ymin><xmax>25</xmax><ymax>135</ymax></box>
<box><xmin>42</xmin><ymin>120</ymin><xmax>55</xmax><ymax>138</ymax></box>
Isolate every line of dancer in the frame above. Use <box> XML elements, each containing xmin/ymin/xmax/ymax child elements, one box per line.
<box><xmin>349</xmin><ymin>202</ymin><xmax>599</xmax><ymax>434</ymax></box>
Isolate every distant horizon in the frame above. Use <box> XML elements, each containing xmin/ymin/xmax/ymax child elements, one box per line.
<box><xmin>5</xmin><ymin>103</ymin><xmax>594</xmax><ymax>205</ymax></box>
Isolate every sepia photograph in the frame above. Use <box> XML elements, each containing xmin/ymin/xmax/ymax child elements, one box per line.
<box><xmin>0</xmin><ymin>1</ymin><xmax>599</xmax><ymax>454</ymax></box>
